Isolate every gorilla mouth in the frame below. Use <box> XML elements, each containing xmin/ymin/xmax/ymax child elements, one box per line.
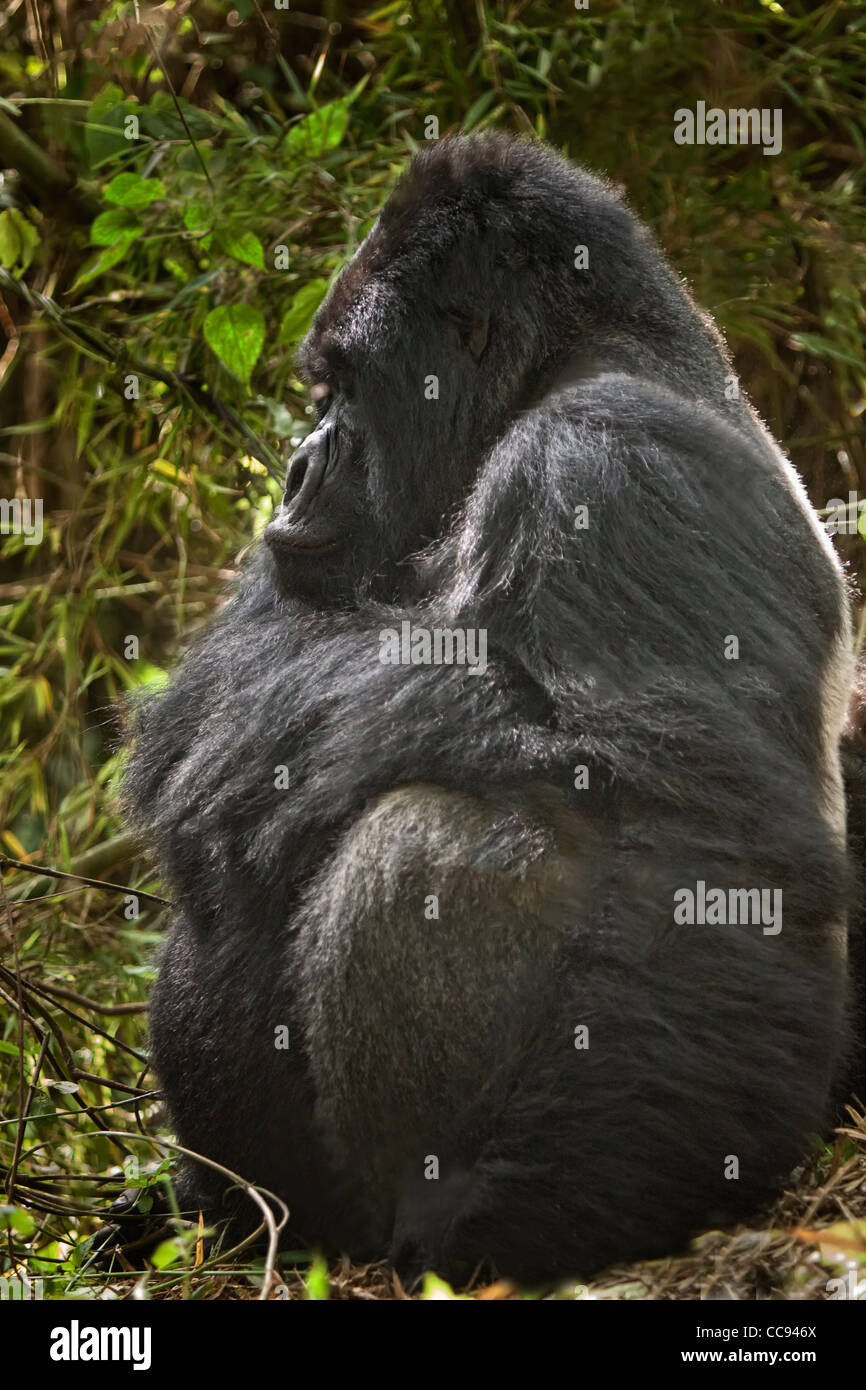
<box><xmin>284</xmin><ymin>536</ymin><xmax>341</xmax><ymax>552</ymax></box>
<box><xmin>263</xmin><ymin>432</ymin><xmax>342</xmax><ymax>556</ymax></box>
<box><xmin>264</xmin><ymin>522</ymin><xmax>341</xmax><ymax>554</ymax></box>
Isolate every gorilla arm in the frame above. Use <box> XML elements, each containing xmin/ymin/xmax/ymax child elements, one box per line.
<box><xmin>126</xmin><ymin>372</ymin><xmax>849</xmax><ymax>958</ymax></box>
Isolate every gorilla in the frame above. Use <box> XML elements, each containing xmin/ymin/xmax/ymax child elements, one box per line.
<box><xmin>124</xmin><ymin>133</ymin><xmax>856</xmax><ymax>1285</ymax></box>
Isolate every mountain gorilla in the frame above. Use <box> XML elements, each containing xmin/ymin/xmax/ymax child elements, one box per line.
<box><xmin>124</xmin><ymin>133</ymin><xmax>855</xmax><ymax>1284</ymax></box>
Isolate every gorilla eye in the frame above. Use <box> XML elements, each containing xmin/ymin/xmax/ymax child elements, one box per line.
<box><xmin>311</xmin><ymin>383</ymin><xmax>333</xmax><ymax>422</ymax></box>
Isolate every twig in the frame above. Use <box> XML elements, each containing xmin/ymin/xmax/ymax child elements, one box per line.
<box><xmin>31</xmin><ymin>979</ymin><xmax>147</xmax><ymax>1016</ymax></box>
<box><xmin>0</xmin><ymin>854</ymin><xmax>171</xmax><ymax>907</ymax></box>
<box><xmin>0</xmin><ymin>268</ymin><xmax>284</xmax><ymax>482</ymax></box>
<box><xmin>1</xmin><ymin>966</ymin><xmax>148</xmax><ymax>1063</ymax></box>
<box><xmin>98</xmin><ymin>1132</ymin><xmax>290</xmax><ymax>1301</ymax></box>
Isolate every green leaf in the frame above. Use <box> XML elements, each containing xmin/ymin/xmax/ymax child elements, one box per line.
<box><xmin>203</xmin><ymin>304</ymin><xmax>265</xmax><ymax>386</ymax></box>
<box><xmin>150</xmin><ymin>1237</ymin><xmax>184</xmax><ymax>1269</ymax></box>
<box><xmin>129</xmin><ymin>662</ymin><xmax>169</xmax><ymax>690</ymax></box>
<box><xmin>141</xmin><ymin>91</ymin><xmax>215</xmax><ymax>142</ymax></box>
<box><xmin>284</xmin><ymin>100</ymin><xmax>349</xmax><ymax>159</ymax></box>
<box><xmin>85</xmin><ymin>85</ymin><xmax>137</xmax><ymax>169</ymax></box>
<box><xmin>421</xmin><ymin>1273</ymin><xmax>471</xmax><ymax>1300</ymax></box>
<box><xmin>104</xmin><ymin>173</ymin><xmax>166</xmax><ymax>209</ymax></box>
<box><xmin>0</xmin><ymin>209</ymin><xmax>39</xmax><ymax>273</ymax></box>
<box><xmin>28</xmin><ymin>1094</ymin><xmax>57</xmax><ymax>1120</ymax></box>
<box><xmin>90</xmin><ymin>206</ymin><xmax>141</xmax><ymax>247</ymax></box>
<box><xmin>304</xmin><ymin>1253</ymin><xmax>330</xmax><ymax>1300</ymax></box>
<box><xmin>279</xmin><ymin>279</ymin><xmax>329</xmax><ymax>345</ymax></box>
<box><xmin>218</xmin><ymin>229</ymin><xmax>265</xmax><ymax>270</ymax></box>
<box><xmin>0</xmin><ymin>1206</ymin><xmax>36</xmax><ymax>1237</ymax></box>
<box><xmin>183</xmin><ymin>201</ymin><xmax>213</xmax><ymax>234</ymax></box>
<box><xmin>70</xmin><ymin>232</ymin><xmax>140</xmax><ymax>290</ymax></box>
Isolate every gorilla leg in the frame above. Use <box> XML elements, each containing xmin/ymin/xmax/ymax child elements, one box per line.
<box><xmin>296</xmin><ymin>785</ymin><xmax>846</xmax><ymax>1283</ymax></box>
<box><xmin>149</xmin><ymin>913</ymin><xmax>370</xmax><ymax>1253</ymax></box>
<box><xmin>295</xmin><ymin>782</ymin><xmax>585</xmax><ymax>1267</ymax></box>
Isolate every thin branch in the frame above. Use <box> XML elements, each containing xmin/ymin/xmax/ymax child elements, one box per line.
<box><xmin>31</xmin><ymin>979</ymin><xmax>148</xmax><ymax>1017</ymax></box>
<box><xmin>0</xmin><ymin>268</ymin><xmax>284</xmax><ymax>481</ymax></box>
<box><xmin>99</xmin><ymin>1132</ymin><xmax>290</xmax><ymax>1301</ymax></box>
<box><xmin>1</xmin><ymin>854</ymin><xmax>171</xmax><ymax>907</ymax></box>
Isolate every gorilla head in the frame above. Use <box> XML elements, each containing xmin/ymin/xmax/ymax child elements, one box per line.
<box><xmin>264</xmin><ymin>135</ymin><xmax>739</xmax><ymax>603</ymax></box>
<box><xmin>125</xmin><ymin>134</ymin><xmax>855</xmax><ymax>1285</ymax></box>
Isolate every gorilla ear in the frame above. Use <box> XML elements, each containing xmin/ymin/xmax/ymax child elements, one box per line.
<box><xmin>446</xmin><ymin>309</ymin><xmax>490</xmax><ymax>360</ymax></box>
<box><xmin>469</xmin><ymin>312</ymin><xmax>489</xmax><ymax>359</ymax></box>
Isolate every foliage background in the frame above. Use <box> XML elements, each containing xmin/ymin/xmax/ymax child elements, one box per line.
<box><xmin>0</xmin><ymin>0</ymin><xmax>864</xmax><ymax>1300</ymax></box>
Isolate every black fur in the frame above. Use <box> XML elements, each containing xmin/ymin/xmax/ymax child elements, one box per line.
<box><xmin>124</xmin><ymin>134</ymin><xmax>855</xmax><ymax>1284</ymax></box>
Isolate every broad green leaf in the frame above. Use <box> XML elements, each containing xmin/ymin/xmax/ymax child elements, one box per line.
<box><xmin>85</xmin><ymin>85</ymin><xmax>137</xmax><ymax>169</ymax></box>
<box><xmin>279</xmin><ymin>279</ymin><xmax>328</xmax><ymax>345</ymax></box>
<box><xmin>150</xmin><ymin>1237</ymin><xmax>184</xmax><ymax>1269</ymax></box>
<box><xmin>218</xmin><ymin>229</ymin><xmax>265</xmax><ymax>269</ymax></box>
<box><xmin>104</xmin><ymin>173</ymin><xmax>166</xmax><ymax>209</ymax></box>
<box><xmin>284</xmin><ymin>100</ymin><xmax>349</xmax><ymax>159</ymax></box>
<box><xmin>203</xmin><ymin>303</ymin><xmax>265</xmax><ymax>385</ymax></box>
<box><xmin>141</xmin><ymin>91</ymin><xmax>215</xmax><ymax>142</ymax></box>
<box><xmin>0</xmin><ymin>1206</ymin><xmax>35</xmax><ymax>1237</ymax></box>
<box><xmin>90</xmin><ymin>206</ymin><xmax>141</xmax><ymax>246</ymax></box>
<box><xmin>183</xmin><ymin>201</ymin><xmax>212</xmax><ymax>234</ymax></box>
<box><xmin>0</xmin><ymin>211</ymin><xmax>24</xmax><ymax>269</ymax></box>
<box><xmin>0</xmin><ymin>209</ymin><xmax>39</xmax><ymax>273</ymax></box>
<box><xmin>26</xmin><ymin>1094</ymin><xmax>55</xmax><ymax>1119</ymax></box>
<box><xmin>120</xmin><ymin>1159</ymin><xmax>172</xmax><ymax>1191</ymax></box>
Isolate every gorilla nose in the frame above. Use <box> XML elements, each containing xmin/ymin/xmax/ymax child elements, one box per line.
<box><xmin>282</xmin><ymin>443</ymin><xmax>328</xmax><ymax>520</ymax></box>
<box><xmin>284</xmin><ymin>449</ymin><xmax>309</xmax><ymax>500</ymax></box>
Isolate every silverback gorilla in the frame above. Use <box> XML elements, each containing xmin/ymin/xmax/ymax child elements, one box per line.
<box><xmin>124</xmin><ymin>133</ymin><xmax>856</xmax><ymax>1284</ymax></box>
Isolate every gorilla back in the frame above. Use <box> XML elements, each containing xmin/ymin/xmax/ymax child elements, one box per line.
<box><xmin>125</xmin><ymin>134</ymin><xmax>854</xmax><ymax>1284</ymax></box>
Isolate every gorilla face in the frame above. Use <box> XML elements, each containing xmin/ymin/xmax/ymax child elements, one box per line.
<box><xmin>263</xmin><ymin>136</ymin><xmax>747</xmax><ymax>607</ymax></box>
<box><xmin>265</xmin><ymin>277</ymin><xmax>507</xmax><ymax>602</ymax></box>
<box><xmin>263</xmin><ymin>152</ymin><xmax>586</xmax><ymax>603</ymax></box>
